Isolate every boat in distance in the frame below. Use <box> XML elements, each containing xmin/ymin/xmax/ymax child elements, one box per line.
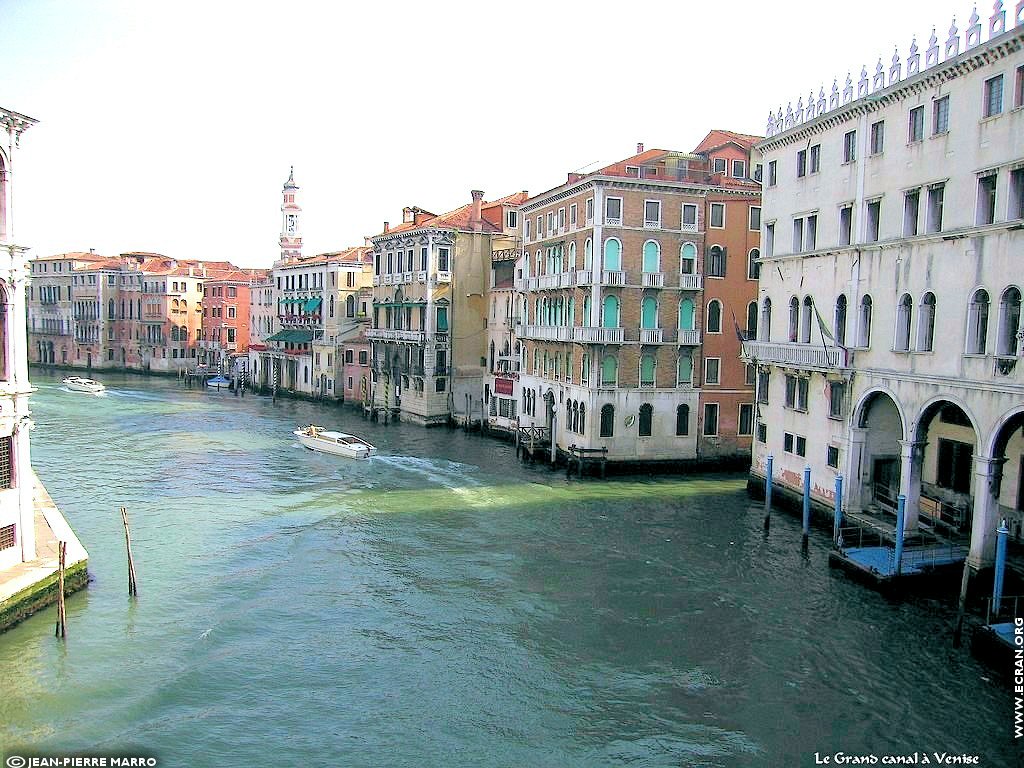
<box><xmin>294</xmin><ymin>425</ymin><xmax>377</xmax><ymax>459</ymax></box>
<box><xmin>62</xmin><ymin>376</ymin><xmax>106</xmax><ymax>394</ymax></box>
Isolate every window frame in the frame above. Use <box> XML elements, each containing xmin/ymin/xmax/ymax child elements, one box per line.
<box><xmin>984</xmin><ymin>74</ymin><xmax>1004</xmax><ymax>118</ymax></box>
<box><xmin>709</xmin><ymin>203</ymin><xmax>725</xmax><ymax>229</ymax></box>
<box><xmin>908</xmin><ymin>106</ymin><xmax>924</xmax><ymax>143</ymax></box>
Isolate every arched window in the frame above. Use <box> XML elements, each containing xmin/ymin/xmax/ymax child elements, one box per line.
<box><xmin>747</xmin><ymin>248</ymin><xmax>761</xmax><ymax>280</ymax></box>
<box><xmin>859</xmin><ymin>295</ymin><xmax>873</xmax><ymax>347</ymax></box>
<box><xmin>746</xmin><ymin>301</ymin><xmax>758</xmax><ymax>340</ymax></box>
<box><xmin>579</xmin><ymin>403</ymin><xmax>586</xmax><ymax>434</ymax></box>
<box><xmin>600</xmin><ymin>403</ymin><xmax>615</xmax><ymax>437</ymax></box>
<box><xmin>680</xmin><ymin>242</ymin><xmax>697</xmax><ymax>275</ymax></box>
<box><xmin>642</xmin><ymin>240</ymin><xmax>660</xmax><ymax>273</ymax></box>
<box><xmin>583</xmin><ymin>296</ymin><xmax>591</xmax><ymax>326</ymax></box>
<box><xmin>675</xmin><ymin>404</ymin><xmax>690</xmax><ymax>436</ymax></box>
<box><xmin>554</xmin><ymin>353</ymin><xmax>561</xmax><ymax>379</ymax></box>
<box><xmin>917</xmin><ymin>292</ymin><xmax>936</xmax><ymax>352</ymax></box>
<box><xmin>489</xmin><ymin>341</ymin><xmax>495</xmax><ymax>372</ymax></box>
<box><xmin>566</xmin><ymin>399</ymin><xmax>572</xmax><ymax>428</ymax></box>
<box><xmin>584</xmin><ymin>238</ymin><xmax>593</xmax><ymax>271</ymax></box>
<box><xmin>997</xmin><ymin>287</ymin><xmax>1021</xmax><ymax>356</ymax></box>
<box><xmin>600</xmin><ymin>355</ymin><xmax>617</xmax><ymax>386</ymax></box>
<box><xmin>603</xmin><ymin>238</ymin><xmax>622</xmax><ymax>271</ymax></box>
<box><xmin>108</xmin><ymin>299</ymin><xmax>115</xmax><ymax>320</ymax></box>
<box><xmin>760</xmin><ymin>298</ymin><xmax>772</xmax><ymax>341</ymax></box>
<box><xmin>678</xmin><ymin>298</ymin><xmax>695</xmax><ymax>331</ymax></box>
<box><xmin>532</xmin><ymin>348</ymin><xmax>539</xmax><ymax>374</ymax></box>
<box><xmin>568</xmin><ymin>241</ymin><xmax>577</xmax><ymax>271</ymax></box>
<box><xmin>581</xmin><ymin>353</ymin><xmax>590</xmax><ymax>384</ymax></box>
<box><xmin>834</xmin><ymin>295</ymin><xmax>848</xmax><ymax>346</ymax></box>
<box><xmin>895</xmin><ymin>294</ymin><xmax>913</xmax><ymax>351</ymax></box>
<box><xmin>602</xmin><ymin>295</ymin><xmax>619</xmax><ymax>328</ymax></box>
<box><xmin>677</xmin><ymin>350</ymin><xmax>693</xmax><ymax>385</ymax></box>
<box><xmin>137</xmin><ymin>299</ymin><xmax>141</xmax><ymax>319</ymax></box>
<box><xmin>707</xmin><ymin>299</ymin><xmax>722</xmax><ymax>333</ymax></box>
<box><xmin>170</xmin><ymin>326</ymin><xmax>179</xmax><ymax>342</ymax></box>
<box><xmin>640</xmin><ymin>354</ymin><xmax>656</xmax><ymax>387</ymax></box>
<box><xmin>706</xmin><ymin>245</ymin><xmax>725</xmax><ymax>277</ymax></box>
<box><xmin>641</xmin><ymin>296</ymin><xmax>658</xmax><ymax>329</ymax></box>
<box><xmin>120</xmin><ymin>300</ymin><xmax>125</xmax><ymax>319</ymax></box>
<box><xmin>568</xmin><ymin>298</ymin><xmax>575</xmax><ymax>327</ymax></box>
<box><xmin>535</xmin><ymin>250</ymin><xmax>542</xmax><ymax>276</ymax></box>
<box><xmin>800</xmin><ymin>297</ymin><xmax>813</xmax><ymax>343</ymax></box>
<box><xmin>789</xmin><ymin>297</ymin><xmax>800</xmax><ymax>341</ymax></box>
<box><xmin>349</xmin><ymin>294</ymin><xmax>357</xmax><ymax>317</ymax></box>
<box><xmin>638</xmin><ymin>403</ymin><xmax>653</xmax><ymax>436</ymax></box>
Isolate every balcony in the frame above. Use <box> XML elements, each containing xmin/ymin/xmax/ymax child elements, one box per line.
<box><xmin>537</xmin><ymin>274</ymin><xmax>560</xmax><ymax>290</ymax></box>
<box><xmin>559</xmin><ymin>272</ymin><xmax>575</xmax><ymax>288</ymax></box>
<box><xmin>365</xmin><ymin>328</ymin><xmax>425</xmax><ymax>344</ymax></box>
<box><xmin>602</xmin><ymin>271</ymin><xmax>626</xmax><ymax>287</ymax></box>
<box><xmin>678</xmin><ymin>329</ymin><xmax>701</xmax><ymax>345</ymax></box>
<box><xmin>681</xmin><ymin>222</ymin><xmax>698</xmax><ymax>234</ymax></box>
<box><xmin>605</xmin><ymin>216</ymin><xmax>622</xmax><ymax>227</ymax></box>
<box><xmin>639</xmin><ymin>329</ymin><xmax>663</xmax><ymax>344</ymax></box>
<box><xmin>417</xmin><ymin>271</ymin><xmax>427</xmax><ymax>283</ymax></box>
<box><xmin>517</xmin><ymin>324</ymin><xmax>571</xmax><ymax>341</ymax></box>
<box><xmin>678</xmin><ymin>273</ymin><xmax>702</xmax><ymax>290</ymax></box>
<box><xmin>403</xmin><ymin>272</ymin><xmax>414</xmax><ymax>284</ymax></box>
<box><xmin>643</xmin><ymin>220</ymin><xmax>661</xmax><ymax>230</ymax></box>
<box><xmin>572</xmin><ymin>326</ymin><xmax>624</xmax><ymax>343</ymax></box>
<box><xmin>641</xmin><ymin>272</ymin><xmax>664</xmax><ymax>288</ymax></box>
<box><xmin>383</xmin><ymin>275</ymin><xmax>394</xmax><ymax>285</ymax></box>
<box><xmin>435</xmin><ymin>271</ymin><xmax>452</xmax><ymax>283</ymax></box>
<box><xmin>742</xmin><ymin>340</ymin><xmax>849</xmax><ymax>369</ymax></box>
<box><xmin>576</xmin><ymin>270</ymin><xmax>594</xmax><ymax>286</ymax></box>
<box><xmin>372</xmin><ymin>276</ymin><xmax>381</xmax><ymax>286</ymax></box>
<box><xmin>396</xmin><ymin>329</ymin><xmax>425</xmax><ymax>343</ymax></box>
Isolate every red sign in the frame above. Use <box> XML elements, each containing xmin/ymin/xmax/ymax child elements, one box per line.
<box><xmin>494</xmin><ymin>378</ymin><xmax>514</xmax><ymax>395</ymax></box>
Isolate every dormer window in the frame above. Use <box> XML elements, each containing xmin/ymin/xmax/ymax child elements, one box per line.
<box><xmin>732</xmin><ymin>159</ymin><xmax>746</xmax><ymax>178</ymax></box>
<box><xmin>625</xmin><ymin>165</ymin><xmax>640</xmax><ymax>177</ymax></box>
<box><xmin>712</xmin><ymin>158</ymin><xmax>727</xmax><ymax>174</ymax></box>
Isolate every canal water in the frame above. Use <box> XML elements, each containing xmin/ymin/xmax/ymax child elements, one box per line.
<box><xmin>0</xmin><ymin>372</ymin><xmax>1015</xmax><ymax>767</ymax></box>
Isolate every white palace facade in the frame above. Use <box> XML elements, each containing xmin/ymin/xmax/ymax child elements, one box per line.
<box><xmin>747</xmin><ymin>7</ymin><xmax>1024</xmax><ymax>570</ymax></box>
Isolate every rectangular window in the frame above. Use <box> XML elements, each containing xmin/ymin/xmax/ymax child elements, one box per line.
<box><xmin>557</xmin><ymin>208</ymin><xmax>565</xmax><ymax>230</ymax></box>
<box><xmin>507</xmin><ymin>210</ymin><xmax>518</xmax><ymax>230</ymax></box>
<box><xmin>524</xmin><ymin>219</ymin><xmax>531</xmax><ymax>240</ymax></box>
<box><xmin>710</xmin><ymin>203</ymin><xmax>725</xmax><ymax>228</ymax></box>
<box><xmin>768</xmin><ymin>160</ymin><xmax>777</xmax><ymax>186</ymax></box>
<box><xmin>536</xmin><ymin>215</ymin><xmax>543</xmax><ymax>238</ymax></box>
<box><xmin>437</xmin><ymin>247</ymin><xmax>450</xmax><ymax>272</ymax></box>
<box><xmin>904</xmin><ymin>189</ymin><xmax>921</xmax><ymax>236</ymax></box>
<box><xmin>713</xmin><ymin>158</ymin><xmax>727</xmax><ymax>173</ymax></box>
<box><xmin>1016</xmin><ymin>65</ymin><xmax>1024</xmax><ymax>108</ymax></box>
<box><xmin>1010</xmin><ymin>168</ymin><xmax>1024</xmax><ymax>220</ymax></box>
<box><xmin>569</xmin><ymin>204</ymin><xmax>577</xmax><ymax>227</ymax></box>
<box><xmin>827</xmin><ymin>445</ymin><xmax>840</xmax><ymax>469</ymax></box>
<box><xmin>585</xmin><ymin>197</ymin><xmax>594</xmax><ymax>223</ymax></box>
<box><xmin>732</xmin><ymin>159</ymin><xmax>746</xmax><ymax>179</ymax></box>
<box><xmin>795</xmin><ymin>436</ymin><xmax>807</xmax><ymax>457</ymax></box>
<box><xmin>785</xmin><ymin>374</ymin><xmax>797</xmax><ymax>408</ymax></box>
<box><xmin>757</xmin><ymin>424</ymin><xmax>767</xmax><ymax>444</ymax></box>
<box><xmin>749</xmin><ymin>206</ymin><xmax>761</xmax><ymax>231</ymax></box>
<box><xmin>547</xmin><ymin>211</ymin><xmax>555</xmax><ymax>233</ymax></box>
<box><xmin>806</xmin><ymin>214</ymin><xmax>817</xmax><ymax>251</ymax></box>
<box><xmin>797</xmin><ymin>149</ymin><xmax>807</xmax><ymax>178</ymax></box>
<box><xmin>704</xmin><ymin>357</ymin><xmax>720</xmax><ymax>385</ymax></box>
<box><xmin>744</xmin><ymin>363</ymin><xmax>756</xmax><ymax>386</ymax></box>
<box><xmin>605</xmin><ymin>197</ymin><xmax>622</xmax><ymax>225</ymax></box>
<box><xmin>809</xmin><ymin>144</ymin><xmax>820</xmax><ymax>174</ymax></box>
<box><xmin>977</xmin><ymin>174</ymin><xmax>997</xmax><ymax>225</ymax></box>
<box><xmin>926</xmin><ymin>184</ymin><xmax>944</xmax><ymax>233</ymax></box>
<box><xmin>359</xmin><ymin>350</ymin><xmax>368</xmax><ymax>365</ymax></box>
<box><xmin>754</xmin><ymin>163</ymin><xmax>763</xmax><ymax>182</ymax></box>
<box><xmin>796</xmin><ymin>378</ymin><xmax>809</xmax><ymax>412</ymax></box>
<box><xmin>682</xmin><ymin>203</ymin><xmax>698</xmax><ymax>230</ymax></box>
<box><xmin>828</xmin><ymin>381</ymin><xmax>845</xmax><ymax>419</ymax></box>
<box><xmin>227</xmin><ymin>306</ymin><xmax>236</xmax><ymax>319</ymax></box>
<box><xmin>765</xmin><ymin>222</ymin><xmax>775</xmax><ymax>258</ymax></box>
<box><xmin>870</xmin><ymin>120</ymin><xmax>885</xmax><ymax>154</ymax></box>
<box><xmin>843</xmin><ymin>130</ymin><xmax>857</xmax><ymax>163</ymax></box>
<box><xmin>703</xmin><ymin>403</ymin><xmax>719</xmax><ymax>436</ymax></box>
<box><xmin>839</xmin><ymin>205</ymin><xmax>853</xmax><ymax>246</ymax></box>
<box><xmin>738</xmin><ymin>404</ymin><xmax>754</xmax><ymax>436</ymax></box>
<box><xmin>937</xmin><ymin>438</ymin><xmax>973</xmax><ymax>493</ymax></box>
<box><xmin>757</xmin><ymin>370</ymin><xmax>770</xmax><ymax>404</ymax></box>
<box><xmin>933</xmin><ymin>95</ymin><xmax>950</xmax><ymax>134</ymax></box>
<box><xmin>908</xmin><ymin>106</ymin><xmax>924</xmax><ymax>142</ymax></box>
<box><xmin>984</xmin><ymin>74</ymin><xmax>1003</xmax><ymax>118</ymax></box>
<box><xmin>643</xmin><ymin>200</ymin><xmax>661</xmax><ymax>227</ymax></box>
<box><xmin>866</xmin><ymin>199</ymin><xmax>881</xmax><ymax>242</ymax></box>
<box><xmin>784</xmin><ymin>432</ymin><xmax>794</xmax><ymax>453</ymax></box>
<box><xmin>793</xmin><ymin>217</ymin><xmax>804</xmax><ymax>253</ymax></box>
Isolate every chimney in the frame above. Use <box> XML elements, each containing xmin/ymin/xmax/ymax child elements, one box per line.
<box><xmin>470</xmin><ymin>190</ymin><xmax>484</xmax><ymax>232</ymax></box>
<box><xmin>89</xmin><ymin>248</ymin><xmax>95</xmax><ymax>254</ymax></box>
<box><xmin>402</xmin><ymin>206</ymin><xmax>414</xmax><ymax>224</ymax></box>
<box><xmin>637</xmin><ymin>142</ymin><xmax>644</xmax><ymax>154</ymax></box>
<box><xmin>383</xmin><ymin>221</ymin><xmax>390</xmax><ymax>233</ymax></box>
<box><xmin>364</xmin><ymin>236</ymin><xmax>372</xmax><ymax>247</ymax></box>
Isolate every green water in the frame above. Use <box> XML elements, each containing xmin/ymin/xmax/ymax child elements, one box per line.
<box><xmin>0</xmin><ymin>372</ymin><xmax>1014</xmax><ymax>767</ymax></box>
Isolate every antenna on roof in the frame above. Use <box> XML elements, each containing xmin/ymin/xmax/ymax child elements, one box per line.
<box><xmin>570</xmin><ymin>159</ymin><xmax>602</xmax><ymax>174</ymax></box>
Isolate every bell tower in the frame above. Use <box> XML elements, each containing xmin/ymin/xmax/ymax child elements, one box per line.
<box><xmin>279</xmin><ymin>166</ymin><xmax>302</xmax><ymax>262</ymax></box>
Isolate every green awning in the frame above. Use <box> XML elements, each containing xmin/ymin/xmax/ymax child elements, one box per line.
<box><xmin>305</xmin><ymin>298</ymin><xmax>322</xmax><ymax>312</ymax></box>
<box><xmin>266</xmin><ymin>329</ymin><xmax>315</xmax><ymax>343</ymax></box>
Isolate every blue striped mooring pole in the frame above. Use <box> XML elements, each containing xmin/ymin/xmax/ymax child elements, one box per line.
<box><xmin>833</xmin><ymin>474</ymin><xmax>843</xmax><ymax>546</ymax></box>
<box><xmin>802</xmin><ymin>465</ymin><xmax>811</xmax><ymax>537</ymax></box>
<box><xmin>894</xmin><ymin>494</ymin><xmax>906</xmax><ymax>576</ymax></box>
<box><xmin>993</xmin><ymin>519</ymin><xmax>1009</xmax><ymax>617</ymax></box>
<box><xmin>763</xmin><ymin>455</ymin><xmax>774</xmax><ymax>531</ymax></box>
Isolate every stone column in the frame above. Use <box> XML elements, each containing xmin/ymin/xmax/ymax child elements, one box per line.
<box><xmin>968</xmin><ymin>454</ymin><xmax>1003</xmax><ymax>568</ymax></box>
<box><xmin>846</xmin><ymin>427</ymin><xmax>867</xmax><ymax>515</ymax></box>
<box><xmin>898</xmin><ymin>439</ymin><xmax>926</xmax><ymax>531</ymax></box>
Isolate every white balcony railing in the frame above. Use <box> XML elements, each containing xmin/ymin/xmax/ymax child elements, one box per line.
<box><xmin>576</xmin><ymin>270</ymin><xmax>593</xmax><ymax>286</ymax></box>
<box><xmin>417</xmin><ymin>271</ymin><xmax>427</xmax><ymax>283</ymax></box>
<box><xmin>517</xmin><ymin>324</ymin><xmax>571</xmax><ymax>341</ymax></box>
<box><xmin>681</xmin><ymin>222</ymin><xmax>698</xmax><ymax>233</ymax></box>
<box><xmin>372</xmin><ymin>276</ymin><xmax>381</xmax><ymax>286</ymax></box>
<box><xmin>403</xmin><ymin>272</ymin><xmax>414</xmax><ymax>284</ymax></box>
<box><xmin>678</xmin><ymin>329</ymin><xmax>701</xmax><ymax>345</ymax></box>
<box><xmin>537</xmin><ymin>274</ymin><xmax>560</xmax><ymax>290</ymax></box>
<box><xmin>365</xmin><ymin>328</ymin><xmax>395</xmax><ymax>341</ymax></box>
<box><xmin>605</xmin><ymin>217</ymin><xmax>622</xmax><ymax>226</ymax></box>
<box><xmin>643</xmin><ymin>220</ymin><xmax>661</xmax><ymax>229</ymax></box>
<box><xmin>383</xmin><ymin>275</ymin><xmax>394</xmax><ymax>285</ymax></box>
<box><xmin>678</xmin><ymin>273</ymin><xmax>703</xmax><ymax>290</ymax></box>
<box><xmin>572</xmin><ymin>326</ymin><xmax>624</xmax><ymax>343</ymax></box>
<box><xmin>641</xmin><ymin>272</ymin><xmax>664</xmax><ymax>288</ymax></box>
<box><xmin>602</xmin><ymin>271</ymin><xmax>626</xmax><ymax>286</ymax></box>
<box><xmin>741</xmin><ymin>340</ymin><xmax>848</xmax><ymax>368</ymax></box>
<box><xmin>639</xmin><ymin>329</ymin><xmax>664</xmax><ymax>344</ymax></box>
<box><xmin>559</xmin><ymin>272</ymin><xmax>575</xmax><ymax>288</ymax></box>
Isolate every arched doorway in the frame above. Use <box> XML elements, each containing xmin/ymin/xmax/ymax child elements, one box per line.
<box><xmin>853</xmin><ymin>390</ymin><xmax>906</xmax><ymax>515</ymax></box>
<box><xmin>911</xmin><ymin>399</ymin><xmax>979</xmax><ymax>536</ymax></box>
<box><xmin>544</xmin><ymin>390</ymin><xmax>555</xmax><ymax>434</ymax></box>
<box><xmin>977</xmin><ymin>408</ymin><xmax>1024</xmax><ymax>563</ymax></box>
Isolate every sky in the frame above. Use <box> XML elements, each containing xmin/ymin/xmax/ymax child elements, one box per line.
<box><xmin>2</xmin><ymin>0</ymin><xmax>970</xmax><ymax>268</ymax></box>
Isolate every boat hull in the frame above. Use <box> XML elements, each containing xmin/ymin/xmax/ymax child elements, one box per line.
<box><xmin>293</xmin><ymin>430</ymin><xmax>376</xmax><ymax>459</ymax></box>
<box><xmin>62</xmin><ymin>378</ymin><xmax>105</xmax><ymax>393</ymax></box>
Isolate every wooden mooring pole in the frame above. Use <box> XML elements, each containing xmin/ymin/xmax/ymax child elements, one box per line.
<box><xmin>55</xmin><ymin>540</ymin><xmax>67</xmax><ymax>638</ymax></box>
<box><xmin>121</xmin><ymin>506</ymin><xmax>138</xmax><ymax>597</ymax></box>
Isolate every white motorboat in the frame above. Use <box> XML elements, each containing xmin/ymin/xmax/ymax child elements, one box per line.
<box><xmin>293</xmin><ymin>425</ymin><xmax>377</xmax><ymax>459</ymax></box>
<box><xmin>62</xmin><ymin>376</ymin><xmax>106</xmax><ymax>394</ymax></box>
